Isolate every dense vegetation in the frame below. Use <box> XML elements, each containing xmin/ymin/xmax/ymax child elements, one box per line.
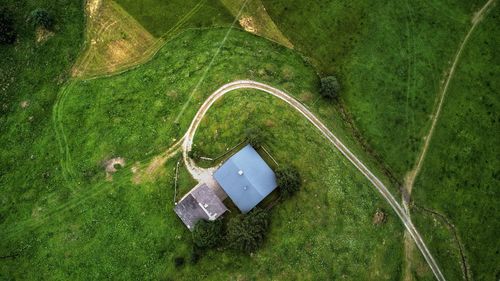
<box><xmin>276</xmin><ymin>165</ymin><xmax>302</xmax><ymax>197</ymax></box>
<box><xmin>226</xmin><ymin>208</ymin><xmax>270</xmax><ymax>253</ymax></box>
<box><xmin>1</xmin><ymin>0</ymin><xmax>498</xmax><ymax>279</ymax></box>
<box><xmin>192</xmin><ymin>220</ymin><xmax>224</xmax><ymax>249</ymax></box>
<box><xmin>28</xmin><ymin>8</ymin><xmax>54</xmax><ymax>30</ymax></box>
<box><xmin>320</xmin><ymin>76</ymin><xmax>341</xmax><ymax>100</ymax></box>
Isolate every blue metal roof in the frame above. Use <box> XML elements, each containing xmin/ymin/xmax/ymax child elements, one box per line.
<box><xmin>214</xmin><ymin>145</ymin><xmax>277</xmax><ymax>213</ymax></box>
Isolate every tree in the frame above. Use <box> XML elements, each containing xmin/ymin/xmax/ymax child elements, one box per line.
<box><xmin>0</xmin><ymin>8</ymin><xmax>16</xmax><ymax>44</ymax></box>
<box><xmin>245</xmin><ymin>126</ymin><xmax>265</xmax><ymax>147</ymax></box>
<box><xmin>29</xmin><ymin>8</ymin><xmax>54</xmax><ymax>30</ymax></box>
<box><xmin>276</xmin><ymin>165</ymin><xmax>301</xmax><ymax>198</ymax></box>
<box><xmin>192</xmin><ymin>219</ymin><xmax>224</xmax><ymax>249</ymax></box>
<box><xmin>226</xmin><ymin>208</ymin><xmax>270</xmax><ymax>253</ymax></box>
<box><xmin>320</xmin><ymin>76</ymin><xmax>341</xmax><ymax>99</ymax></box>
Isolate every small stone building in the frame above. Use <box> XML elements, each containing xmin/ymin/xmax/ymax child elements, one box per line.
<box><xmin>174</xmin><ymin>183</ymin><xmax>227</xmax><ymax>231</ymax></box>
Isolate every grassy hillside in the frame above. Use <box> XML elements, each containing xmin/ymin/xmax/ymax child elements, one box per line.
<box><xmin>262</xmin><ymin>0</ymin><xmax>485</xmax><ymax>180</ymax></box>
<box><xmin>412</xmin><ymin>5</ymin><xmax>500</xmax><ymax>280</ymax></box>
<box><xmin>1</xmin><ymin>27</ymin><xmax>404</xmax><ymax>279</ymax></box>
<box><xmin>0</xmin><ymin>0</ymin><xmax>85</xmax><ymax>274</ymax></box>
<box><xmin>115</xmin><ymin>0</ymin><xmax>234</xmax><ymax>37</ymax></box>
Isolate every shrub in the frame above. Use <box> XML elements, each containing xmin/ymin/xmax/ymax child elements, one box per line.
<box><xmin>276</xmin><ymin>165</ymin><xmax>302</xmax><ymax>197</ymax></box>
<box><xmin>190</xmin><ymin>245</ymin><xmax>202</xmax><ymax>264</ymax></box>
<box><xmin>29</xmin><ymin>8</ymin><xmax>54</xmax><ymax>30</ymax></box>
<box><xmin>174</xmin><ymin>256</ymin><xmax>185</xmax><ymax>268</ymax></box>
<box><xmin>245</xmin><ymin>126</ymin><xmax>265</xmax><ymax>147</ymax></box>
<box><xmin>0</xmin><ymin>8</ymin><xmax>16</xmax><ymax>44</ymax></box>
<box><xmin>226</xmin><ymin>208</ymin><xmax>270</xmax><ymax>253</ymax></box>
<box><xmin>188</xmin><ymin>147</ymin><xmax>201</xmax><ymax>160</ymax></box>
<box><xmin>320</xmin><ymin>76</ymin><xmax>341</xmax><ymax>99</ymax></box>
<box><xmin>192</xmin><ymin>219</ymin><xmax>224</xmax><ymax>249</ymax></box>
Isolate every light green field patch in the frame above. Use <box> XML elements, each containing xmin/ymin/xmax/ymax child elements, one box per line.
<box><xmin>220</xmin><ymin>0</ymin><xmax>293</xmax><ymax>48</ymax></box>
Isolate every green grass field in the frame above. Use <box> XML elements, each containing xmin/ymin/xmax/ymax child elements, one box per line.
<box><xmin>262</xmin><ymin>0</ymin><xmax>485</xmax><ymax>179</ymax></box>
<box><xmin>1</xmin><ymin>26</ymin><xmax>404</xmax><ymax>279</ymax></box>
<box><xmin>412</xmin><ymin>5</ymin><xmax>500</xmax><ymax>280</ymax></box>
<box><xmin>1</xmin><ymin>0</ymin><xmax>499</xmax><ymax>279</ymax></box>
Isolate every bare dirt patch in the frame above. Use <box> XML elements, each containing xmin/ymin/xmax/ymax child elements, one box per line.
<box><xmin>87</xmin><ymin>0</ymin><xmax>102</xmax><ymax>18</ymax></box>
<box><xmin>133</xmin><ymin>139</ymin><xmax>182</xmax><ymax>184</ymax></box>
<box><xmin>220</xmin><ymin>0</ymin><xmax>293</xmax><ymax>48</ymax></box>
<box><xmin>372</xmin><ymin>209</ymin><xmax>387</xmax><ymax>225</ymax></box>
<box><xmin>72</xmin><ymin>0</ymin><xmax>158</xmax><ymax>77</ymax></box>
<box><xmin>36</xmin><ymin>27</ymin><xmax>54</xmax><ymax>43</ymax></box>
<box><xmin>239</xmin><ymin>16</ymin><xmax>257</xmax><ymax>33</ymax></box>
<box><xmin>104</xmin><ymin>157</ymin><xmax>125</xmax><ymax>180</ymax></box>
<box><xmin>20</xmin><ymin>100</ymin><xmax>30</xmax><ymax>109</ymax></box>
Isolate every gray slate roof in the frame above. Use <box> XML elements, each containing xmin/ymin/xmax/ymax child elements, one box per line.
<box><xmin>214</xmin><ymin>145</ymin><xmax>277</xmax><ymax>213</ymax></box>
<box><xmin>174</xmin><ymin>183</ymin><xmax>227</xmax><ymax>230</ymax></box>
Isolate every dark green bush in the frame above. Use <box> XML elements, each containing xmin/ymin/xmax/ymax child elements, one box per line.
<box><xmin>29</xmin><ymin>8</ymin><xmax>54</xmax><ymax>30</ymax></box>
<box><xmin>226</xmin><ymin>208</ymin><xmax>270</xmax><ymax>253</ymax></box>
<box><xmin>192</xmin><ymin>219</ymin><xmax>224</xmax><ymax>249</ymax></box>
<box><xmin>174</xmin><ymin>256</ymin><xmax>185</xmax><ymax>268</ymax></box>
<box><xmin>276</xmin><ymin>165</ymin><xmax>302</xmax><ymax>197</ymax></box>
<box><xmin>320</xmin><ymin>76</ymin><xmax>341</xmax><ymax>99</ymax></box>
<box><xmin>245</xmin><ymin>126</ymin><xmax>265</xmax><ymax>147</ymax></box>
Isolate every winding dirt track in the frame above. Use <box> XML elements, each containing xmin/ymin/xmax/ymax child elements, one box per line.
<box><xmin>181</xmin><ymin>80</ymin><xmax>446</xmax><ymax>281</ymax></box>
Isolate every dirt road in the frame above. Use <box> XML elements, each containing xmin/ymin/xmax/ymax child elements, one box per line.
<box><xmin>181</xmin><ymin>80</ymin><xmax>446</xmax><ymax>281</ymax></box>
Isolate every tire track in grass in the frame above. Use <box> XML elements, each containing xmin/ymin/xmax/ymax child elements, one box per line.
<box><xmin>160</xmin><ymin>0</ymin><xmax>206</xmax><ymax>40</ymax></box>
<box><xmin>404</xmin><ymin>0</ymin><xmax>496</xmax><ymax>201</ymax></box>
<box><xmin>174</xmin><ymin>0</ymin><xmax>250</xmax><ymax>123</ymax></box>
<box><xmin>403</xmin><ymin>0</ymin><xmax>496</xmax><ymax>279</ymax></box>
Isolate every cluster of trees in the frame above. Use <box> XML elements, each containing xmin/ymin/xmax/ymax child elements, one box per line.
<box><xmin>226</xmin><ymin>208</ymin><xmax>270</xmax><ymax>253</ymax></box>
<box><xmin>0</xmin><ymin>7</ymin><xmax>55</xmax><ymax>45</ymax></box>
<box><xmin>189</xmin><ymin>208</ymin><xmax>270</xmax><ymax>264</ymax></box>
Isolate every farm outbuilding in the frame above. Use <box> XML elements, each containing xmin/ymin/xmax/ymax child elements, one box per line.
<box><xmin>174</xmin><ymin>183</ymin><xmax>227</xmax><ymax>230</ymax></box>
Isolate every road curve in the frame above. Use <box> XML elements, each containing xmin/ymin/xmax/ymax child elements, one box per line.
<box><xmin>181</xmin><ymin>80</ymin><xmax>445</xmax><ymax>281</ymax></box>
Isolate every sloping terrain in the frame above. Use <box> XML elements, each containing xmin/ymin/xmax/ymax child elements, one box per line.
<box><xmin>115</xmin><ymin>0</ymin><xmax>234</xmax><ymax>37</ymax></box>
<box><xmin>1</xmin><ymin>28</ymin><xmax>404</xmax><ymax>279</ymax></box>
<box><xmin>220</xmin><ymin>0</ymin><xmax>293</xmax><ymax>48</ymax></box>
<box><xmin>72</xmin><ymin>0</ymin><xmax>158</xmax><ymax>77</ymax></box>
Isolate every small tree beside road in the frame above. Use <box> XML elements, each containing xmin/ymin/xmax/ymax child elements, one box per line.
<box><xmin>320</xmin><ymin>76</ymin><xmax>341</xmax><ymax>100</ymax></box>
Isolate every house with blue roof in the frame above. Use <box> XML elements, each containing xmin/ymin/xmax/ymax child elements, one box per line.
<box><xmin>214</xmin><ymin>144</ymin><xmax>277</xmax><ymax>213</ymax></box>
